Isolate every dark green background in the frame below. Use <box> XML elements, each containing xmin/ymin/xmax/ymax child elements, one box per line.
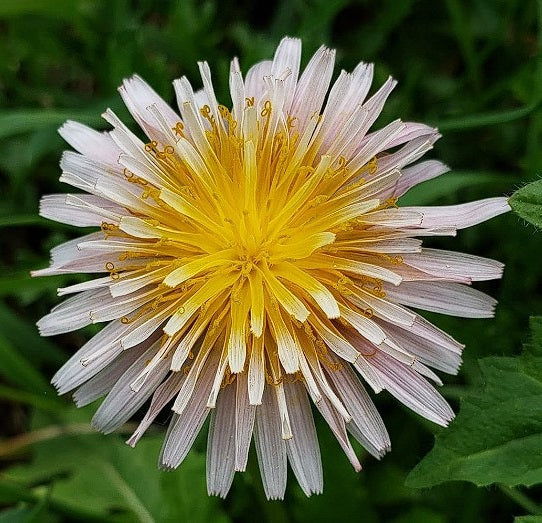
<box><xmin>1</xmin><ymin>0</ymin><xmax>541</xmax><ymax>521</ymax></box>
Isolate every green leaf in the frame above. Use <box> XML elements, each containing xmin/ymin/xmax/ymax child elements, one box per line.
<box><xmin>406</xmin><ymin>317</ymin><xmax>542</xmax><ymax>489</ymax></box>
<box><xmin>0</xmin><ymin>271</ymin><xmax>65</xmax><ymax>299</ymax></box>
<box><xmin>0</xmin><ymin>0</ymin><xmax>90</xmax><ymax>18</ymax></box>
<box><xmin>3</xmin><ymin>407</ymin><xmax>230</xmax><ymax>523</ymax></box>
<box><xmin>399</xmin><ymin>170</ymin><xmax>504</xmax><ymax>206</ymax></box>
<box><xmin>0</xmin><ymin>110</ymin><xmax>103</xmax><ymax>140</ymax></box>
<box><xmin>0</xmin><ymin>332</ymin><xmax>51</xmax><ymax>392</ymax></box>
<box><xmin>0</xmin><ymin>303</ymin><xmax>65</xmax><ymax>366</ymax></box>
<box><xmin>510</xmin><ymin>179</ymin><xmax>542</xmax><ymax>229</ymax></box>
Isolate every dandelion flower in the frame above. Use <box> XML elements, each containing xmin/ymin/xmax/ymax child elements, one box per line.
<box><xmin>34</xmin><ymin>37</ymin><xmax>510</xmax><ymax>499</ymax></box>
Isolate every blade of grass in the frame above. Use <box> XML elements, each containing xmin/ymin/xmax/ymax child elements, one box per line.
<box><xmin>434</xmin><ymin>102</ymin><xmax>542</xmax><ymax>132</ymax></box>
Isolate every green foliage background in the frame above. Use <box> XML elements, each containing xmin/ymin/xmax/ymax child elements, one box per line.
<box><xmin>1</xmin><ymin>0</ymin><xmax>542</xmax><ymax>521</ymax></box>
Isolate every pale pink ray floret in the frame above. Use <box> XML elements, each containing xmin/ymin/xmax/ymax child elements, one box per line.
<box><xmin>34</xmin><ymin>37</ymin><xmax>509</xmax><ymax>499</ymax></box>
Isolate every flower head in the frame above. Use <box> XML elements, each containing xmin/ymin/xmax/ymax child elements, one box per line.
<box><xmin>35</xmin><ymin>37</ymin><xmax>509</xmax><ymax>499</ymax></box>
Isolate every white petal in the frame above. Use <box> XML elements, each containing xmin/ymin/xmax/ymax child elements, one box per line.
<box><xmin>119</xmin><ymin>75</ymin><xmax>181</xmax><ymax>143</ymax></box>
<box><xmin>127</xmin><ymin>371</ymin><xmax>186</xmax><ymax>447</ymax></box>
<box><xmin>290</xmin><ymin>45</ymin><xmax>335</xmax><ymax>132</ymax></box>
<box><xmin>385</xmin><ymin>281</ymin><xmax>497</xmax><ymax>318</ymax></box>
<box><xmin>91</xmin><ymin>341</ymin><xmax>169</xmax><ymax>433</ymax></box>
<box><xmin>271</xmin><ymin>36</ymin><xmax>301</xmax><ymax>111</ymax></box>
<box><xmin>401</xmin><ymin>248</ymin><xmax>504</xmax><ymax>282</ymax></box>
<box><xmin>72</xmin><ymin>343</ymin><xmax>147</xmax><ymax>407</ymax></box>
<box><xmin>254</xmin><ymin>385</ymin><xmax>287</xmax><ymax>500</ymax></box>
<box><xmin>283</xmin><ymin>381</ymin><xmax>323</xmax><ymax>496</ymax></box>
<box><xmin>410</xmin><ymin>197</ymin><xmax>511</xmax><ymax>229</ymax></box>
<box><xmin>58</xmin><ymin>120</ymin><xmax>121</xmax><ymax>166</ymax></box>
<box><xmin>160</xmin><ymin>348</ymin><xmax>220</xmax><ymax>469</ymax></box>
<box><xmin>314</xmin><ymin>394</ymin><xmax>361</xmax><ymax>472</ymax></box>
<box><xmin>234</xmin><ymin>371</ymin><xmax>256</xmax><ymax>471</ymax></box>
<box><xmin>371</xmin><ymin>352</ymin><xmax>454</xmax><ymax>426</ymax></box>
<box><xmin>206</xmin><ymin>382</ymin><xmax>236</xmax><ymax>498</ymax></box>
<box><xmin>325</xmin><ymin>361</ymin><xmax>390</xmax><ymax>458</ymax></box>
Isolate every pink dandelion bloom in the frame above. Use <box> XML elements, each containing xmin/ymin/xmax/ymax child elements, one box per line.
<box><xmin>34</xmin><ymin>37</ymin><xmax>509</xmax><ymax>499</ymax></box>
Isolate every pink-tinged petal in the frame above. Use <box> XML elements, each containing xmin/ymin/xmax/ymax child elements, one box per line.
<box><xmin>409</xmin><ymin>197</ymin><xmax>511</xmax><ymax>229</ymax></box>
<box><xmin>40</xmin><ymin>194</ymin><xmax>125</xmax><ymax>227</ymax></box>
<box><xmin>325</xmin><ymin>359</ymin><xmax>390</xmax><ymax>458</ymax></box>
<box><xmin>59</xmin><ymin>151</ymin><xmax>118</xmax><ymax>193</ymax></box>
<box><xmin>119</xmin><ymin>75</ymin><xmax>181</xmax><ymax>143</ymax></box>
<box><xmin>244</xmin><ymin>60</ymin><xmax>273</xmax><ymax>102</ymax></box>
<box><xmin>207</xmin><ymin>381</ymin><xmax>236</xmax><ymax>498</ymax></box>
<box><xmin>347</xmin><ymin>119</ymin><xmax>406</xmax><ymax>174</ymax></box>
<box><xmin>271</xmin><ymin>36</ymin><xmax>301</xmax><ymax>111</ymax></box>
<box><xmin>385</xmin><ymin>122</ymin><xmax>438</xmax><ymax>149</ymax></box>
<box><xmin>37</xmin><ymin>288</ymin><xmax>110</xmax><ymax>336</ymax></box>
<box><xmin>197</xmin><ymin>62</ymin><xmax>222</xmax><ymax>118</ymax></box>
<box><xmin>73</xmin><ymin>342</ymin><xmax>148</xmax><ymax>407</ymax></box>
<box><xmin>375</xmin><ymin>133</ymin><xmax>441</xmax><ymax>177</ymax></box>
<box><xmin>58</xmin><ymin>121</ymin><xmax>122</xmax><ymax>166</ymax></box>
<box><xmin>159</xmin><ymin>348</ymin><xmax>220</xmax><ymax>469</ymax></box>
<box><xmin>229</xmin><ymin>57</ymin><xmax>245</xmax><ymax>122</ymax></box>
<box><xmin>314</xmin><ymin>394</ymin><xmax>362</xmax><ymax>472</ymax></box>
<box><xmin>127</xmin><ymin>371</ymin><xmax>186</xmax><ymax>447</ymax></box>
<box><xmin>290</xmin><ymin>45</ymin><xmax>335</xmax><ymax>132</ymax></box>
<box><xmin>57</xmin><ymin>276</ymin><xmax>112</xmax><ymax>297</ymax></box>
<box><xmin>412</xmin><ymin>361</ymin><xmax>443</xmax><ymax>385</ymax></box>
<box><xmin>321</xmin><ymin>62</ymin><xmax>374</xmax><ymax>136</ymax></box>
<box><xmin>370</xmin><ymin>352</ymin><xmax>454</xmax><ymax>426</ymax></box>
<box><xmin>319</xmin><ymin>77</ymin><xmax>397</xmax><ymax>159</ymax></box>
<box><xmin>379</xmin><ymin>319</ymin><xmax>462</xmax><ymax>374</ymax></box>
<box><xmin>283</xmin><ymin>381</ymin><xmax>323</xmax><ymax>496</ymax></box>
<box><xmin>234</xmin><ymin>371</ymin><xmax>256</xmax><ymax>472</ymax></box>
<box><xmin>254</xmin><ymin>385</ymin><xmax>287</xmax><ymax>500</ymax></box>
<box><xmin>34</xmin><ymin>37</ymin><xmax>510</xmax><ymax>500</ymax></box>
<box><xmin>51</xmin><ymin>319</ymin><xmax>126</xmax><ymax>394</ymax></box>
<box><xmin>401</xmin><ymin>248</ymin><xmax>504</xmax><ymax>282</ymax></box>
<box><xmin>393</xmin><ymin>159</ymin><xmax>450</xmax><ymax>197</ymax></box>
<box><xmin>48</xmin><ymin>232</ymin><xmax>103</xmax><ymax>265</ymax></box>
<box><xmin>385</xmin><ymin>281</ymin><xmax>497</xmax><ymax>318</ymax></box>
<box><xmin>361</xmin><ymin>208</ymin><xmax>424</xmax><ymax>228</ymax></box>
<box><xmin>92</xmin><ymin>341</ymin><xmax>170</xmax><ymax>433</ymax></box>
<box><xmin>87</xmin><ymin>286</ymin><xmax>163</xmax><ymax>324</ymax></box>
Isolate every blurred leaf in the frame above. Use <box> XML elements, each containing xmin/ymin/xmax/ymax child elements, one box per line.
<box><xmin>510</xmin><ymin>179</ymin><xmax>542</xmax><ymax>229</ymax></box>
<box><xmin>399</xmin><ymin>170</ymin><xmax>504</xmax><ymax>206</ymax></box>
<box><xmin>0</xmin><ymin>216</ymin><xmax>52</xmax><ymax>228</ymax></box>
<box><xmin>0</xmin><ymin>384</ymin><xmax>62</xmax><ymax>412</ymax></box>
<box><xmin>0</xmin><ymin>303</ymin><xmax>65</xmax><ymax>366</ymax></box>
<box><xmin>406</xmin><ymin>317</ymin><xmax>542</xmax><ymax>488</ymax></box>
<box><xmin>0</xmin><ymin>480</ymin><xmax>107</xmax><ymax>522</ymax></box>
<box><xmin>391</xmin><ymin>506</ymin><xmax>446</xmax><ymax>523</ymax></box>
<box><xmin>0</xmin><ymin>110</ymin><xmax>103</xmax><ymax>140</ymax></box>
<box><xmin>0</xmin><ymin>272</ymin><xmax>64</xmax><ymax>299</ymax></box>
<box><xmin>0</xmin><ymin>332</ymin><xmax>51</xmax><ymax>392</ymax></box>
<box><xmin>0</xmin><ymin>0</ymin><xmax>94</xmax><ymax>18</ymax></box>
<box><xmin>3</xmin><ymin>407</ymin><xmax>230</xmax><ymax>522</ymax></box>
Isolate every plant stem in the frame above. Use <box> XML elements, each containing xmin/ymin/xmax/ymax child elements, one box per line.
<box><xmin>499</xmin><ymin>484</ymin><xmax>542</xmax><ymax>516</ymax></box>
